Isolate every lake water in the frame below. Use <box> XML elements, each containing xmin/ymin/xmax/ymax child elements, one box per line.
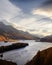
<box><xmin>0</xmin><ymin>40</ymin><xmax>52</xmax><ymax>65</ymax></box>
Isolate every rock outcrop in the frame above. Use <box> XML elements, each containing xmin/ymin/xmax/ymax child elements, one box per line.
<box><xmin>26</xmin><ymin>47</ymin><xmax>52</xmax><ymax>65</ymax></box>
<box><xmin>0</xmin><ymin>42</ymin><xmax>28</xmax><ymax>53</ymax></box>
<box><xmin>0</xmin><ymin>59</ymin><xmax>17</xmax><ymax>65</ymax></box>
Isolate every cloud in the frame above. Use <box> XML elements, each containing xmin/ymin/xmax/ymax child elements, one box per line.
<box><xmin>0</xmin><ymin>0</ymin><xmax>52</xmax><ymax>36</ymax></box>
<box><xmin>9</xmin><ymin>0</ymin><xmax>36</xmax><ymax>2</ymax></box>
<box><xmin>32</xmin><ymin>9</ymin><xmax>52</xmax><ymax>18</ymax></box>
<box><xmin>36</xmin><ymin>0</ymin><xmax>52</xmax><ymax>18</ymax></box>
<box><xmin>31</xmin><ymin>0</ymin><xmax>52</xmax><ymax>18</ymax></box>
<box><xmin>0</xmin><ymin>0</ymin><xmax>21</xmax><ymax>21</ymax></box>
<box><xmin>9</xmin><ymin>0</ymin><xmax>46</xmax><ymax>14</ymax></box>
<box><xmin>43</xmin><ymin>0</ymin><xmax>52</xmax><ymax>6</ymax></box>
<box><xmin>8</xmin><ymin>0</ymin><xmax>52</xmax><ymax>36</ymax></box>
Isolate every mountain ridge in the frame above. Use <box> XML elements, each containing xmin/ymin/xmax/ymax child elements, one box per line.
<box><xmin>0</xmin><ymin>21</ymin><xmax>40</xmax><ymax>41</ymax></box>
<box><xmin>40</xmin><ymin>35</ymin><xmax>52</xmax><ymax>42</ymax></box>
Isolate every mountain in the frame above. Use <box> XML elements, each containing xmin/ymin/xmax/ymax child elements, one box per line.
<box><xmin>0</xmin><ymin>21</ymin><xmax>40</xmax><ymax>41</ymax></box>
<box><xmin>26</xmin><ymin>47</ymin><xmax>52</xmax><ymax>65</ymax></box>
<box><xmin>40</xmin><ymin>35</ymin><xmax>52</xmax><ymax>42</ymax></box>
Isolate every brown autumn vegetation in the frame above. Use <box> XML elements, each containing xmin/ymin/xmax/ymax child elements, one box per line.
<box><xmin>26</xmin><ymin>47</ymin><xmax>52</xmax><ymax>65</ymax></box>
<box><xmin>0</xmin><ymin>35</ymin><xmax>6</xmax><ymax>41</ymax></box>
<box><xmin>0</xmin><ymin>59</ymin><xmax>17</xmax><ymax>65</ymax></box>
<box><xmin>0</xmin><ymin>42</ymin><xmax>28</xmax><ymax>53</ymax></box>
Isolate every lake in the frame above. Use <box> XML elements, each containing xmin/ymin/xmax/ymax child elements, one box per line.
<box><xmin>0</xmin><ymin>40</ymin><xmax>52</xmax><ymax>65</ymax></box>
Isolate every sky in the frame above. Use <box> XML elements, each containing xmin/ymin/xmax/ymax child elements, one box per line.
<box><xmin>0</xmin><ymin>0</ymin><xmax>52</xmax><ymax>36</ymax></box>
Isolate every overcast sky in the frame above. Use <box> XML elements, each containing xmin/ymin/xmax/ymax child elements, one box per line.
<box><xmin>0</xmin><ymin>0</ymin><xmax>52</xmax><ymax>36</ymax></box>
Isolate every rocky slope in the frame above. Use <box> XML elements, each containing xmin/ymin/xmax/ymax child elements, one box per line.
<box><xmin>0</xmin><ymin>59</ymin><xmax>17</xmax><ymax>65</ymax></box>
<box><xmin>26</xmin><ymin>47</ymin><xmax>52</xmax><ymax>65</ymax></box>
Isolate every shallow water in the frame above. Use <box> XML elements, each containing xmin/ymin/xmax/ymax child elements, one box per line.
<box><xmin>0</xmin><ymin>40</ymin><xmax>52</xmax><ymax>65</ymax></box>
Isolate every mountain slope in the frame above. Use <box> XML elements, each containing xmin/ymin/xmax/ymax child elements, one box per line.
<box><xmin>40</xmin><ymin>35</ymin><xmax>52</xmax><ymax>42</ymax></box>
<box><xmin>0</xmin><ymin>22</ymin><xmax>40</xmax><ymax>41</ymax></box>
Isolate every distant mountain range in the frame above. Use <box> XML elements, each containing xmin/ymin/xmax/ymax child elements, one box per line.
<box><xmin>40</xmin><ymin>35</ymin><xmax>52</xmax><ymax>42</ymax></box>
<box><xmin>0</xmin><ymin>21</ymin><xmax>40</xmax><ymax>41</ymax></box>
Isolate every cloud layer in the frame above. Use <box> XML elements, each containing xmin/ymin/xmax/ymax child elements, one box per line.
<box><xmin>0</xmin><ymin>0</ymin><xmax>21</xmax><ymax>21</ymax></box>
<box><xmin>0</xmin><ymin>0</ymin><xmax>52</xmax><ymax>36</ymax></box>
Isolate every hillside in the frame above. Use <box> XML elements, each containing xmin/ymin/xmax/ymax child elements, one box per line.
<box><xmin>40</xmin><ymin>35</ymin><xmax>52</xmax><ymax>42</ymax></box>
<box><xmin>0</xmin><ymin>22</ymin><xmax>40</xmax><ymax>41</ymax></box>
<box><xmin>26</xmin><ymin>47</ymin><xmax>52</xmax><ymax>65</ymax></box>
